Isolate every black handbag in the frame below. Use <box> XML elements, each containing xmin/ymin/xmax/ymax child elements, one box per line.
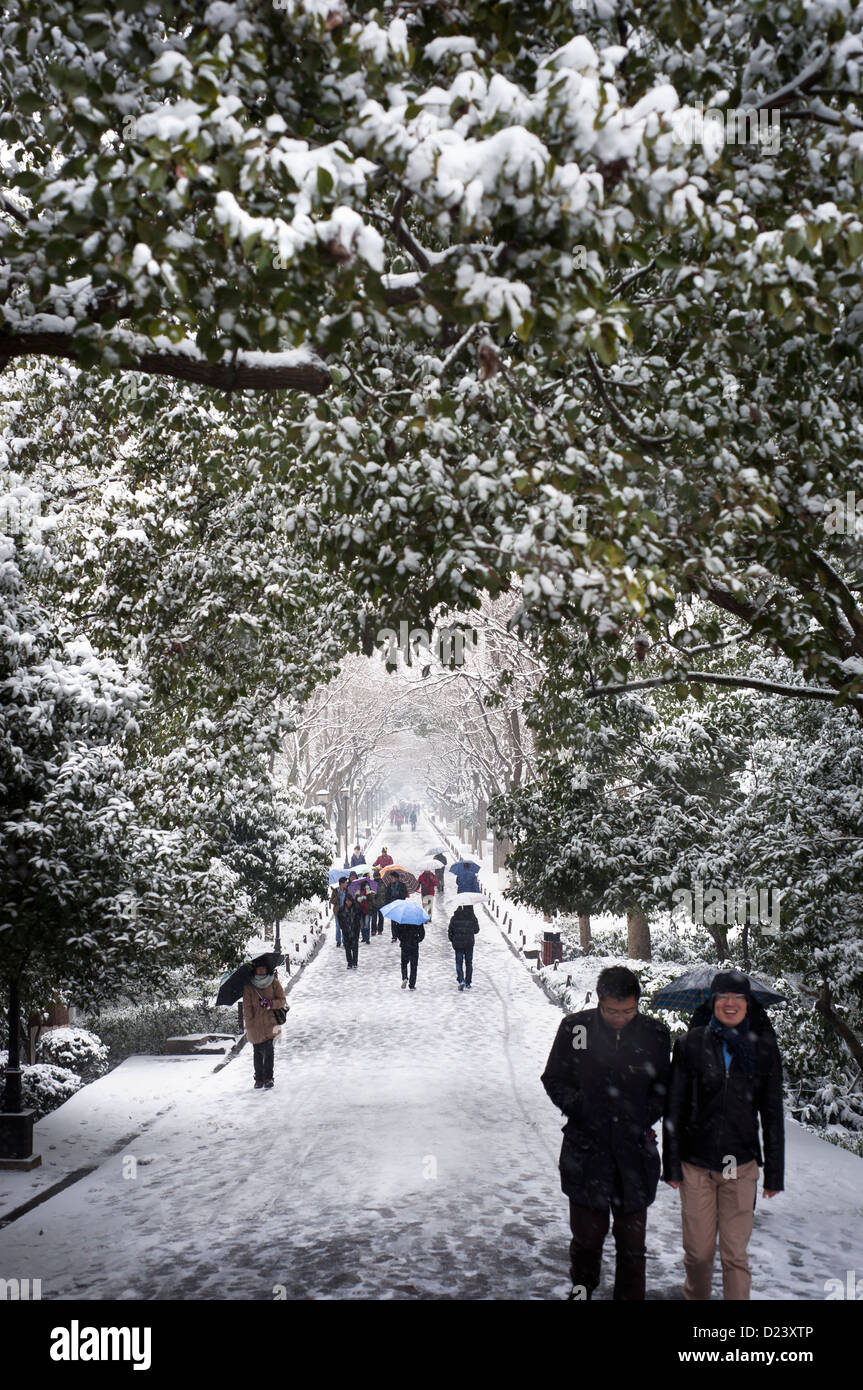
<box><xmin>273</xmin><ymin>1007</ymin><xmax>287</xmax><ymax>1025</ymax></box>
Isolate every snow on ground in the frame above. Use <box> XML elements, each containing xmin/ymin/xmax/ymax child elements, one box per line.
<box><xmin>0</xmin><ymin>816</ymin><xmax>860</xmax><ymax>1298</ymax></box>
<box><xmin>0</xmin><ymin>1055</ymin><xmax>220</xmax><ymax>1225</ymax></box>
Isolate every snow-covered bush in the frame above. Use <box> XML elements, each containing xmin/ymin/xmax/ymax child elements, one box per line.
<box><xmin>84</xmin><ymin>1003</ymin><xmax>240</xmax><ymax>1063</ymax></box>
<box><xmin>37</xmin><ymin>1027</ymin><xmax>109</xmax><ymax>1082</ymax></box>
<box><xmin>0</xmin><ymin>1054</ymin><xmax>82</xmax><ymax>1119</ymax></box>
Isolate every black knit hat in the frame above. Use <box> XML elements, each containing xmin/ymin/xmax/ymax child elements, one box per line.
<box><xmin>710</xmin><ymin>969</ymin><xmax>752</xmax><ymax>1000</ymax></box>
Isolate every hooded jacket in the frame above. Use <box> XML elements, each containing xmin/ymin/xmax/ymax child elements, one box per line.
<box><xmin>448</xmin><ymin>906</ymin><xmax>479</xmax><ymax>950</ymax></box>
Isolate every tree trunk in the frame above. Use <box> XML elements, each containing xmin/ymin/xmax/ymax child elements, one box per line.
<box><xmin>578</xmin><ymin>914</ymin><xmax>591</xmax><ymax>952</ymax></box>
<box><xmin>813</xmin><ymin>980</ymin><xmax>863</xmax><ymax>1072</ymax></box>
<box><xmin>627</xmin><ymin>907</ymin><xmax>651</xmax><ymax>961</ymax></box>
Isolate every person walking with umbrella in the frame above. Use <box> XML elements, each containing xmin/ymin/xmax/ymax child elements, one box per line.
<box><xmin>416</xmin><ymin>865</ymin><xmax>438</xmax><ymax>919</ymax></box>
<box><xmin>382</xmin><ymin>901</ymin><xmax>427</xmax><ymax>991</ymax></box>
<box><xmin>448</xmin><ymin>902</ymin><xmax>479</xmax><ymax>990</ymax></box>
<box><xmin>384</xmin><ymin>871</ymin><xmax>409</xmax><ymax>941</ymax></box>
<box><xmin>242</xmin><ymin>958</ymin><xmax>288</xmax><ymax>1090</ymax></box>
<box><xmin>662</xmin><ymin>970</ymin><xmax>784</xmax><ymax>1301</ymax></box>
<box><xmin>450</xmin><ymin>856</ymin><xmax>481</xmax><ymax>894</ymax></box>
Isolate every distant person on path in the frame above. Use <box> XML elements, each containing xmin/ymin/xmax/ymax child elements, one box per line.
<box><xmin>338</xmin><ymin>890</ymin><xmax>360</xmax><ymax>970</ymax></box>
<box><xmin>350</xmin><ymin>844</ymin><xmax>365</xmax><ymax>867</ymax></box>
<box><xmin>541</xmin><ymin>966</ymin><xmax>671</xmax><ymax>1300</ymax></box>
<box><xmin>390</xmin><ymin>806</ymin><xmax>395</xmax><ymax>825</ymax></box>
<box><xmin>242</xmin><ymin>961</ymin><xmax>287</xmax><ymax>1090</ymax></box>
<box><xmin>394</xmin><ymin>917</ymin><xmax>425</xmax><ymax>990</ymax></box>
<box><xmin>374</xmin><ymin>847</ymin><xmax>394</xmax><ymax>869</ymax></box>
<box><xmin>452</xmin><ymin>858</ymin><xmax>480</xmax><ymax>894</ymax></box>
<box><xmin>416</xmin><ymin>868</ymin><xmax>437</xmax><ymax>918</ymax></box>
<box><xmin>387</xmin><ymin>875</ymin><xmax>409</xmax><ymax>941</ymax></box>
<box><xmin>410</xmin><ymin>809</ymin><xmax>417</xmax><ymax>831</ymax></box>
<box><xmin>663</xmin><ymin>970</ymin><xmax>784</xmax><ymax>1301</ymax></box>
<box><xmin>369</xmin><ymin>867</ymin><xmax>386</xmax><ymax>936</ymax></box>
<box><xmin>330</xmin><ymin>875</ymin><xmax>348</xmax><ymax>947</ymax></box>
<box><xmin>448</xmin><ymin>904</ymin><xmax>479</xmax><ymax>990</ymax></box>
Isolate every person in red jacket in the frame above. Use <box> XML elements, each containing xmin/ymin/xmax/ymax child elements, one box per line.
<box><xmin>416</xmin><ymin>868</ymin><xmax>437</xmax><ymax>918</ymax></box>
<box><xmin>374</xmin><ymin>847</ymin><xmax>394</xmax><ymax>869</ymax></box>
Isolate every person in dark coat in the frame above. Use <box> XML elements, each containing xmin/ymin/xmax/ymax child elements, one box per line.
<box><xmin>663</xmin><ymin>970</ymin><xmax>784</xmax><ymax>1301</ymax></box>
<box><xmin>386</xmin><ymin>874</ymin><xmax>408</xmax><ymax>941</ymax></box>
<box><xmin>369</xmin><ymin>867</ymin><xmax>386</xmax><ymax>936</ymax></box>
<box><xmin>349</xmin><ymin>844</ymin><xmax>365</xmax><ymax>867</ymax></box>
<box><xmin>448</xmin><ymin>905</ymin><xmax>479</xmax><ymax>990</ymax></box>
<box><xmin>329</xmin><ymin>875</ymin><xmax>348</xmax><ymax>947</ymax></box>
<box><xmin>338</xmin><ymin>891</ymin><xmax>360</xmax><ymax>970</ymax></box>
<box><xmin>394</xmin><ymin>918</ymin><xmax>425</xmax><ymax>989</ymax></box>
<box><xmin>541</xmin><ymin>966</ymin><xmax>671</xmax><ymax>1301</ymax></box>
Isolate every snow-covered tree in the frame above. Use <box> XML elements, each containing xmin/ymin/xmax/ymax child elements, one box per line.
<box><xmin>1</xmin><ymin>0</ymin><xmax>862</xmax><ymax>707</ymax></box>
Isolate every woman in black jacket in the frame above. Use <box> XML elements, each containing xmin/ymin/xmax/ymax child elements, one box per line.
<box><xmin>662</xmin><ymin>970</ymin><xmax>784</xmax><ymax>1301</ymax></box>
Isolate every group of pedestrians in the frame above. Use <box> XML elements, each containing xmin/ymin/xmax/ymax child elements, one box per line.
<box><xmin>388</xmin><ymin>801</ymin><xmax>419</xmax><ymax>831</ymax></box>
<box><xmin>328</xmin><ymin>842</ymin><xmax>482</xmax><ymax>993</ymax></box>
<box><xmin>542</xmin><ymin>966</ymin><xmax>784</xmax><ymax>1302</ymax></box>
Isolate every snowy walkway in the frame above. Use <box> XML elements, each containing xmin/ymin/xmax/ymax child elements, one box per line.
<box><xmin>0</xmin><ymin>1055</ymin><xmax>222</xmax><ymax>1226</ymax></box>
<box><xmin>0</xmin><ymin>817</ymin><xmax>859</xmax><ymax>1298</ymax></box>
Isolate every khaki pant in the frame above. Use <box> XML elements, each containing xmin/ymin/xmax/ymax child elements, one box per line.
<box><xmin>679</xmin><ymin>1159</ymin><xmax>759</xmax><ymax>1300</ymax></box>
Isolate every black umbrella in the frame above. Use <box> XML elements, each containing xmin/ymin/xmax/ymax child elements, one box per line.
<box><xmin>216</xmin><ymin>952</ymin><xmax>284</xmax><ymax>1006</ymax></box>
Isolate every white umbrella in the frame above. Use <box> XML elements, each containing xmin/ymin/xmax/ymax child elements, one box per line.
<box><xmin>416</xmin><ymin>857</ymin><xmax>444</xmax><ymax>874</ymax></box>
<box><xmin>453</xmin><ymin>891</ymin><xmax>483</xmax><ymax>907</ymax></box>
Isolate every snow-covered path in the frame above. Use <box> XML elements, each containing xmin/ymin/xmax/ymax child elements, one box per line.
<box><xmin>0</xmin><ymin>820</ymin><xmax>571</xmax><ymax>1299</ymax></box>
<box><xmin>1</xmin><ymin>817</ymin><xmax>860</xmax><ymax>1299</ymax></box>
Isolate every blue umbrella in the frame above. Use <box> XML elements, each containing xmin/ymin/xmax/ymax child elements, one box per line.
<box><xmin>651</xmin><ymin>967</ymin><xmax>786</xmax><ymax>1011</ymax></box>
<box><xmin>379</xmin><ymin>900</ymin><xmax>430</xmax><ymax>925</ymax></box>
<box><xmin>449</xmin><ymin>858</ymin><xmax>480</xmax><ymax>874</ymax></box>
<box><xmin>328</xmin><ymin>867</ymin><xmax>350</xmax><ymax>886</ymax></box>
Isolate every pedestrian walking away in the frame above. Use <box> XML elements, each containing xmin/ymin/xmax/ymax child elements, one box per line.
<box><xmin>394</xmin><ymin>918</ymin><xmax>425</xmax><ymax>989</ymax></box>
<box><xmin>541</xmin><ymin>966</ymin><xmax>670</xmax><ymax>1300</ymax></box>
<box><xmin>662</xmin><ymin>969</ymin><xmax>784</xmax><ymax>1301</ymax></box>
<box><xmin>448</xmin><ymin>903</ymin><xmax>479</xmax><ymax>990</ymax></box>
<box><xmin>416</xmin><ymin>867</ymin><xmax>437</xmax><ymax>919</ymax></box>
<box><xmin>386</xmin><ymin>874</ymin><xmax>408</xmax><ymax>940</ymax></box>
<box><xmin>242</xmin><ymin>961</ymin><xmax>288</xmax><ymax>1090</ymax></box>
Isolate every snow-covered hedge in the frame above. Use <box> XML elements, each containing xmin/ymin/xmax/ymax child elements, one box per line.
<box><xmin>37</xmin><ymin>1026</ymin><xmax>109</xmax><ymax>1082</ymax></box>
<box><xmin>0</xmin><ymin>1054</ymin><xmax>82</xmax><ymax>1119</ymax></box>
<box><xmin>83</xmin><ymin>1002</ymin><xmax>240</xmax><ymax>1063</ymax></box>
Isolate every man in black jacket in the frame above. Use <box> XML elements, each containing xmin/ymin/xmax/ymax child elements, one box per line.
<box><xmin>662</xmin><ymin>969</ymin><xmax>784</xmax><ymax>1300</ymax></box>
<box><xmin>394</xmin><ymin>919</ymin><xmax>425</xmax><ymax>990</ymax></box>
<box><xmin>541</xmin><ymin>966</ymin><xmax>671</xmax><ymax>1300</ymax></box>
<box><xmin>448</xmin><ymin>905</ymin><xmax>479</xmax><ymax>990</ymax></box>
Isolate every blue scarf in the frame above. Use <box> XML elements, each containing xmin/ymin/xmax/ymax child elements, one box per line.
<box><xmin>708</xmin><ymin>1012</ymin><xmax>755</xmax><ymax>1076</ymax></box>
